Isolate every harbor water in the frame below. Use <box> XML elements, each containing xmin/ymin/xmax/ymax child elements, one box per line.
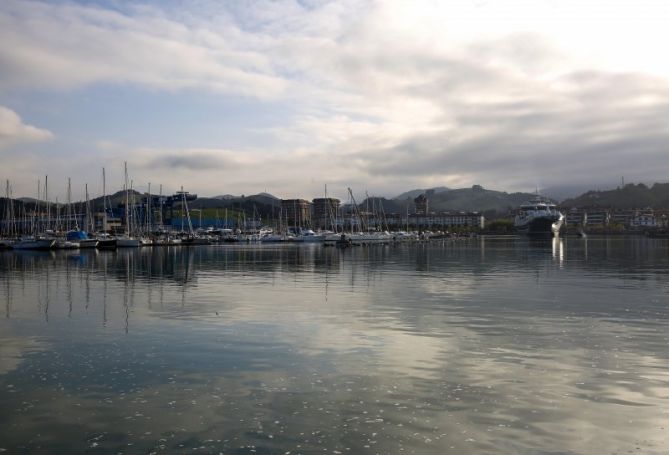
<box><xmin>1</xmin><ymin>237</ymin><xmax>669</xmax><ymax>454</ymax></box>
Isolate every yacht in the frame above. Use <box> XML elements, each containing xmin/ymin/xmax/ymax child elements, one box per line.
<box><xmin>12</xmin><ymin>236</ymin><xmax>55</xmax><ymax>250</ymax></box>
<box><xmin>116</xmin><ymin>236</ymin><xmax>141</xmax><ymax>248</ymax></box>
<box><xmin>294</xmin><ymin>229</ymin><xmax>325</xmax><ymax>243</ymax></box>
<box><xmin>95</xmin><ymin>233</ymin><xmax>117</xmax><ymax>249</ymax></box>
<box><xmin>66</xmin><ymin>230</ymin><xmax>98</xmax><ymax>249</ymax></box>
<box><xmin>514</xmin><ymin>197</ymin><xmax>564</xmax><ymax>237</ymax></box>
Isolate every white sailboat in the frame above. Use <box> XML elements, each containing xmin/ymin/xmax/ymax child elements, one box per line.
<box><xmin>117</xmin><ymin>162</ymin><xmax>140</xmax><ymax>247</ymax></box>
<box><xmin>53</xmin><ymin>178</ymin><xmax>80</xmax><ymax>249</ymax></box>
<box><xmin>13</xmin><ymin>179</ymin><xmax>55</xmax><ymax>250</ymax></box>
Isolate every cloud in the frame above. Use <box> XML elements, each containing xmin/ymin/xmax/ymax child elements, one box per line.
<box><xmin>0</xmin><ymin>0</ymin><xmax>287</xmax><ymax>98</ymax></box>
<box><xmin>140</xmin><ymin>149</ymin><xmax>249</xmax><ymax>171</ymax></box>
<box><xmin>0</xmin><ymin>105</ymin><xmax>53</xmax><ymax>148</ymax></box>
<box><xmin>342</xmin><ymin>67</ymin><xmax>669</xmax><ymax>190</ymax></box>
<box><xmin>1</xmin><ymin>0</ymin><xmax>669</xmax><ymax>198</ymax></box>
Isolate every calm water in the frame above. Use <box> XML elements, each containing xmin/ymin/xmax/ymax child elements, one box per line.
<box><xmin>1</xmin><ymin>237</ymin><xmax>669</xmax><ymax>454</ymax></box>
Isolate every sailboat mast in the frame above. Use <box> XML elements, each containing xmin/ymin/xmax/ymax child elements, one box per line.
<box><xmin>182</xmin><ymin>188</ymin><xmax>194</xmax><ymax>236</ymax></box>
<box><xmin>3</xmin><ymin>180</ymin><xmax>8</xmax><ymax>237</ymax></box>
<box><xmin>36</xmin><ymin>178</ymin><xmax>41</xmax><ymax>235</ymax></box>
<box><xmin>124</xmin><ymin>162</ymin><xmax>129</xmax><ymax>237</ymax></box>
<box><xmin>158</xmin><ymin>184</ymin><xmax>163</xmax><ymax>229</ymax></box>
<box><xmin>67</xmin><ymin>178</ymin><xmax>72</xmax><ymax>231</ymax></box>
<box><xmin>147</xmin><ymin>182</ymin><xmax>151</xmax><ymax>234</ymax></box>
<box><xmin>102</xmin><ymin>167</ymin><xmax>106</xmax><ymax>212</ymax></box>
<box><xmin>45</xmin><ymin>175</ymin><xmax>49</xmax><ymax>232</ymax></box>
<box><xmin>85</xmin><ymin>183</ymin><xmax>92</xmax><ymax>232</ymax></box>
<box><xmin>130</xmin><ymin>179</ymin><xmax>136</xmax><ymax>236</ymax></box>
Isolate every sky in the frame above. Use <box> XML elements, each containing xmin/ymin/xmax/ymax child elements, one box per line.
<box><xmin>1</xmin><ymin>0</ymin><xmax>669</xmax><ymax>201</ymax></box>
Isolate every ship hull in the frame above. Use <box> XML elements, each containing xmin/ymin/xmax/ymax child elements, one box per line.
<box><xmin>516</xmin><ymin>216</ymin><xmax>563</xmax><ymax>238</ymax></box>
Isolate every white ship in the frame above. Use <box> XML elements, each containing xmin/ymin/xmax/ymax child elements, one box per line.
<box><xmin>514</xmin><ymin>197</ymin><xmax>564</xmax><ymax>237</ymax></box>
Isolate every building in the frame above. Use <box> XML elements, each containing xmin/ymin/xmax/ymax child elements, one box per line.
<box><xmin>94</xmin><ymin>212</ymin><xmax>122</xmax><ymax>233</ymax></box>
<box><xmin>312</xmin><ymin>198</ymin><xmax>340</xmax><ymax>230</ymax></box>
<box><xmin>384</xmin><ymin>211</ymin><xmax>484</xmax><ymax>230</ymax></box>
<box><xmin>611</xmin><ymin>210</ymin><xmax>635</xmax><ymax>226</ymax></box>
<box><xmin>414</xmin><ymin>194</ymin><xmax>428</xmax><ymax>215</ymax></box>
<box><xmin>281</xmin><ymin>199</ymin><xmax>312</xmax><ymax>228</ymax></box>
<box><xmin>566</xmin><ymin>207</ymin><xmax>587</xmax><ymax>226</ymax></box>
<box><xmin>584</xmin><ymin>208</ymin><xmax>611</xmax><ymax>226</ymax></box>
<box><xmin>630</xmin><ymin>210</ymin><xmax>657</xmax><ymax>228</ymax></box>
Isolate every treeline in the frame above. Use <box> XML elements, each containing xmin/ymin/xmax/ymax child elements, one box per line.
<box><xmin>562</xmin><ymin>183</ymin><xmax>669</xmax><ymax>209</ymax></box>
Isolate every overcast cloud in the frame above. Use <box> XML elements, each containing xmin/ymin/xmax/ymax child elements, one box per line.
<box><xmin>0</xmin><ymin>0</ymin><xmax>668</xmax><ymax>200</ymax></box>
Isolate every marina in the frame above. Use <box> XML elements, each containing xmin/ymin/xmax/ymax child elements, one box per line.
<box><xmin>0</xmin><ymin>174</ymin><xmax>483</xmax><ymax>250</ymax></box>
<box><xmin>3</xmin><ymin>1</ymin><xmax>669</xmax><ymax>453</ymax></box>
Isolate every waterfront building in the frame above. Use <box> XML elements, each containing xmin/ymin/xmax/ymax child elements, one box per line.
<box><xmin>631</xmin><ymin>210</ymin><xmax>658</xmax><ymax>228</ymax></box>
<box><xmin>655</xmin><ymin>210</ymin><xmax>669</xmax><ymax>228</ymax></box>
<box><xmin>566</xmin><ymin>208</ymin><xmax>587</xmax><ymax>226</ymax></box>
<box><xmin>611</xmin><ymin>209</ymin><xmax>636</xmax><ymax>226</ymax></box>
<box><xmin>414</xmin><ymin>194</ymin><xmax>428</xmax><ymax>215</ymax></box>
<box><xmin>384</xmin><ymin>211</ymin><xmax>484</xmax><ymax>230</ymax></box>
<box><xmin>312</xmin><ymin>198</ymin><xmax>340</xmax><ymax>230</ymax></box>
<box><xmin>281</xmin><ymin>199</ymin><xmax>312</xmax><ymax>229</ymax></box>
<box><xmin>94</xmin><ymin>212</ymin><xmax>122</xmax><ymax>232</ymax></box>
<box><xmin>584</xmin><ymin>208</ymin><xmax>610</xmax><ymax>226</ymax></box>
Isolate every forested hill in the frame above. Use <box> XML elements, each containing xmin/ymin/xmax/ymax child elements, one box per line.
<box><xmin>561</xmin><ymin>183</ymin><xmax>669</xmax><ymax>209</ymax></box>
<box><xmin>392</xmin><ymin>185</ymin><xmax>539</xmax><ymax>215</ymax></box>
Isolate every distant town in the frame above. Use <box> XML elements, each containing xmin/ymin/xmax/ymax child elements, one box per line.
<box><xmin>2</xmin><ymin>178</ymin><xmax>669</xmax><ymax>237</ymax></box>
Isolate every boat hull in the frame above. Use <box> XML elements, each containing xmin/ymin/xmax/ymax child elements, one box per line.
<box><xmin>181</xmin><ymin>237</ymin><xmax>211</xmax><ymax>245</ymax></box>
<box><xmin>54</xmin><ymin>240</ymin><xmax>79</xmax><ymax>249</ymax></box>
<box><xmin>516</xmin><ymin>216</ymin><xmax>563</xmax><ymax>238</ymax></box>
<box><xmin>79</xmin><ymin>239</ymin><xmax>99</xmax><ymax>248</ymax></box>
<box><xmin>116</xmin><ymin>238</ymin><xmax>141</xmax><ymax>248</ymax></box>
<box><xmin>0</xmin><ymin>239</ymin><xmax>14</xmax><ymax>250</ymax></box>
<box><xmin>96</xmin><ymin>238</ymin><xmax>117</xmax><ymax>249</ymax></box>
<box><xmin>12</xmin><ymin>239</ymin><xmax>55</xmax><ymax>250</ymax></box>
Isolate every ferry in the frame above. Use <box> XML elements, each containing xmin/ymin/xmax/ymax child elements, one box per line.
<box><xmin>514</xmin><ymin>197</ymin><xmax>564</xmax><ymax>237</ymax></box>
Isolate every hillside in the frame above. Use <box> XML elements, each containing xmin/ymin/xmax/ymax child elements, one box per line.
<box><xmin>356</xmin><ymin>197</ymin><xmax>406</xmax><ymax>214</ymax></box>
<box><xmin>188</xmin><ymin>193</ymin><xmax>281</xmax><ymax>218</ymax></box>
<box><xmin>394</xmin><ymin>186</ymin><xmax>450</xmax><ymax>200</ymax></box>
<box><xmin>392</xmin><ymin>185</ymin><xmax>539</xmax><ymax>215</ymax></box>
<box><xmin>562</xmin><ymin>183</ymin><xmax>669</xmax><ymax>209</ymax></box>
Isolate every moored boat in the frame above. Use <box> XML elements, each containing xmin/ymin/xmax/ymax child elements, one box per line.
<box><xmin>12</xmin><ymin>236</ymin><xmax>55</xmax><ymax>250</ymax></box>
<box><xmin>95</xmin><ymin>233</ymin><xmax>117</xmax><ymax>249</ymax></box>
<box><xmin>116</xmin><ymin>236</ymin><xmax>141</xmax><ymax>248</ymax></box>
<box><xmin>66</xmin><ymin>230</ymin><xmax>98</xmax><ymax>248</ymax></box>
<box><xmin>53</xmin><ymin>239</ymin><xmax>79</xmax><ymax>249</ymax></box>
<box><xmin>294</xmin><ymin>229</ymin><xmax>325</xmax><ymax>243</ymax></box>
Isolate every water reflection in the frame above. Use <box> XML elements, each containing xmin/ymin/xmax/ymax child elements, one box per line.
<box><xmin>1</xmin><ymin>239</ymin><xmax>669</xmax><ymax>454</ymax></box>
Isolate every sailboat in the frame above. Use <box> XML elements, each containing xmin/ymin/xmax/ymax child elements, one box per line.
<box><xmin>69</xmin><ymin>183</ymin><xmax>99</xmax><ymax>248</ymax></box>
<box><xmin>53</xmin><ymin>178</ymin><xmax>82</xmax><ymax>249</ymax></box>
<box><xmin>1</xmin><ymin>180</ymin><xmax>16</xmax><ymax>249</ymax></box>
<box><xmin>13</xmin><ymin>179</ymin><xmax>55</xmax><ymax>250</ymax></box>
<box><xmin>116</xmin><ymin>162</ymin><xmax>140</xmax><ymax>247</ymax></box>
<box><xmin>324</xmin><ymin>188</ymin><xmax>391</xmax><ymax>244</ymax></box>
<box><xmin>178</xmin><ymin>188</ymin><xmax>210</xmax><ymax>245</ymax></box>
<box><xmin>95</xmin><ymin>168</ymin><xmax>117</xmax><ymax>249</ymax></box>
